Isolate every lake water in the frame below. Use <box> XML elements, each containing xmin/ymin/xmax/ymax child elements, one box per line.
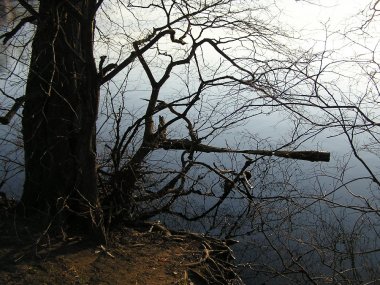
<box><xmin>1</xmin><ymin>1</ymin><xmax>379</xmax><ymax>283</ymax></box>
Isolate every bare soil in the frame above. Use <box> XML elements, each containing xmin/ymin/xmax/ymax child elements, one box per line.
<box><xmin>0</xmin><ymin>200</ymin><xmax>240</xmax><ymax>285</ymax></box>
<box><xmin>0</xmin><ymin>225</ymin><xmax>207</xmax><ymax>285</ymax></box>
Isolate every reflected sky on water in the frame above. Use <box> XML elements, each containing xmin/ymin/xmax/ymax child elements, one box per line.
<box><xmin>0</xmin><ymin>1</ymin><xmax>379</xmax><ymax>283</ymax></box>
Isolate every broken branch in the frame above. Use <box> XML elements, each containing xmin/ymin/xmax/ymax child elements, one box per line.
<box><xmin>160</xmin><ymin>139</ymin><xmax>330</xmax><ymax>162</ymax></box>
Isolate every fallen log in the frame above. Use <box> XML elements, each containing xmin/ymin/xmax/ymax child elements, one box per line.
<box><xmin>160</xmin><ymin>139</ymin><xmax>330</xmax><ymax>162</ymax></box>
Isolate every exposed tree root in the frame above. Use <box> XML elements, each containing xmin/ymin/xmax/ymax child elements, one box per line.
<box><xmin>1</xmin><ymin>195</ymin><xmax>243</xmax><ymax>284</ymax></box>
<box><xmin>135</xmin><ymin>221</ymin><xmax>244</xmax><ymax>285</ymax></box>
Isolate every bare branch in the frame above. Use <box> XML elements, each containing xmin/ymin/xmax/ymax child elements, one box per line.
<box><xmin>17</xmin><ymin>0</ymin><xmax>39</xmax><ymax>18</ymax></box>
<box><xmin>0</xmin><ymin>15</ymin><xmax>36</xmax><ymax>44</ymax></box>
<box><xmin>0</xmin><ymin>97</ymin><xmax>25</xmax><ymax>125</ymax></box>
<box><xmin>159</xmin><ymin>139</ymin><xmax>330</xmax><ymax>162</ymax></box>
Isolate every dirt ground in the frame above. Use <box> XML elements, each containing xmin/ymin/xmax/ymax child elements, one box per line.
<box><xmin>0</xmin><ymin>194</ymin><xmax>241</xmax><ymax>285</ymax></box>
<box><xmin>0</xmin><ymin>207</ymin><xmax>241</xmax><ymax>285</ymax></box>
<box><xmin>0</xmin><ymin>224</ymin><xmax>213</xmax><ymax>285</ymax></box>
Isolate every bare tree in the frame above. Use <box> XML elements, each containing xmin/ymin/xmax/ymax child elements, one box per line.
<box><xmin>223</xmin><ymin>1</ymin><xmax>380</xmax><ymax>283</ymax></box>
<box><xmin>1</xmin><ymin>0</ymin><xmax>379</xmax><ymax>284</ymax></box>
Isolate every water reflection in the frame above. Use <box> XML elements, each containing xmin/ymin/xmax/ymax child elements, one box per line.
<box><xmin>0</xmin><ymin>0</ymin><xmax>37</xmax><ymax>196</ymax></box>
<box><xmin>0</xmin><ymin>1</ymin><xmax>379</xmax><ymax>284</ymax></box>
<box><xmin>156</xmin><ymin>150</ymin><xmax>380</xmax><ymax>284</ymax></box>
<box><xmin>0</xmin><ymin>0</ymin><xmax>37</xmax><ymax>73</ymax></box>
<box><xmin>0</xmin><ymin>0</ymin><xmax>12</xmax><ymax>71</ymax></box>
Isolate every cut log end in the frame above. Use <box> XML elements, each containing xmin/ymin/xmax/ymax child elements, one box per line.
<box><xmin>274</xmin><ymin>151</ymin><xmax>330</xmax><ymax>162</ymax></box>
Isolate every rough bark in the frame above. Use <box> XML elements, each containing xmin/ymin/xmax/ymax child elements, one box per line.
<box><xmin>20</xmin><ymin>0</ymin><xmax>100</xmax><ymax>223</ymax></box>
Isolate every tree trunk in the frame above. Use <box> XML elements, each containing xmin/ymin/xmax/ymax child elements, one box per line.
<box><xmin>21</xmin><ymin>0</ymin><xmax>100</xmax><ymax>226</ymax></box>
